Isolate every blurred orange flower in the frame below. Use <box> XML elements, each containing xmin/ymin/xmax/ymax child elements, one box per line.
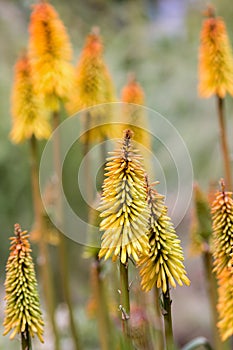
<box><xmin>198</xmin><ymin>9</ymin><xmax>233</xmax><ymax>98</ymax></box>
<box><xmin>29</xmin><ymin>1</ymin><xmax>74</xmax><ymax>111</ymax></box>
<box><xmin>10</xmin><ymin>52</ymin><xmax>51</xmax><ymax>143</ymax></box>
<box><xmin>66</xmin><ymin>28</ymin><xmax>115</xmax><ymax>142</ymax></box>
<box><xmin>120</xmin><ymin>74</ymin><xmax>150</xmax><ymax>150</ymax></box>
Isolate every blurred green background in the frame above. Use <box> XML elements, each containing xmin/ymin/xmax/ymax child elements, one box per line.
<box><xmin>0</xmin><ymin>0</ymin><xmax>233</xmax><ymax>349</ymax></box>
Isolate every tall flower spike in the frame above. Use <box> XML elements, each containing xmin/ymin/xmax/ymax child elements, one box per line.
<box><xmin>3</xmin><ymin>224</ymin><xmax>44</xmax><ymax>342</ymax></box>
<box><xmin>120</xmin><ymin>73</ymin><xmax>151</xmax><ymax>150</ymax></box>
<box><xmin>138</xmin><ymin>178</ymin><xmax>190</xmax><ymax>293</ymax></box>
<box><xmin>66</xmin><ymin>27</ymin><xmax>116</xmax><ymax>142</ymax></box>
<box><xmin>10</xmin><ymin>52</ymin><xmax>51</xmax><ymax>143</ymax></box>
<box><xmin>211</xmin><ymin>179</ymin><xmax>233</xmax><ymax>340</ymax></box>
<box><xmin>29</xmin><ymin>1</ymin><xmax>74</xmax><ymax>111</ymax></box>
<box><xmin>98</xmin><ymin>129</ymin><xmax>150</xmax><ymax>264</ymax></box>
<box><xmin>198</xmin><ymin>6</ymin><xmax>233</xmax><ymax>98</ymax></box>
<box><xmin>190</xmin><ymin>183</ymin><xmax>212</xmax><ymax>256</ymax></box>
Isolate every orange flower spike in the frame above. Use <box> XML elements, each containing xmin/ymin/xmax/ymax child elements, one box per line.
<box><xmin>29</xmin><ymin>1</ymin><xmax>74</xmax><ymax>111</ymax></box>
<box><xmin>67</xmin><ymin>27</ymin><xmax>115</xmax><ymax>114</ymax></box>
<box><xmin>121</xmin><ymin>73</ymin><xmax>144</xmax><ymax>105</ymax></box>
<box><xmin>198</xmin><ymin>6</ymin><xmax>233</xmax><ymax>98</ymax></box>
<box><xmin>120</xmin><ymin>74</ymin><xmax>150</xmax><ymax>150</ymax></box>
<box><xmin>10</xmin><ymin>52</ymin><xmax>51</xmax><ymax>143</ymax></box>
<box><xmin>67</xmin><ymin>27</ymin><xmax>115</xmax><ymax>142</ymax></box>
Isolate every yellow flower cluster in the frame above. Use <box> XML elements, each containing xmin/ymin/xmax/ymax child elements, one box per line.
<box><xmin>10</xmin><ymin>53</ymin><xmax>51</xmax><ymax>143</ymax></box>
<box><xmin>211</xmin><ymin>180</ymin><xmax>233</xmax><ymax>340</ymax></box>
<box><xmin>66</xmin><ymin>28</ymin><xmax>115</xmax><ymax>142</ymax></box>
<box><xmin>98</xmin><ymin>130</ymin><xmax>149</xmax><ymax>263</ymax></box>
<box><xmin>3</xmin><ymin>224</ymin><xmax>44</xmax><ymax>342</ymax></box>
<box><xmin>198</xmin><ymin>8</ymin><xmax>233</xmax><ymax>98</ymax></box>
<box><xmin>138</xmin><ymin>179</ymin><xmax>190</xmax><ymax>293</ymax></box>
<box><xmin>120</xmin><ymin>74</ymin><xmax>151</xmax><ymax>151</ymax></box>
<box><xmin>29</xmin><ymin>1</ymin><xmax>74</xmax><ymax>111</ymax></box>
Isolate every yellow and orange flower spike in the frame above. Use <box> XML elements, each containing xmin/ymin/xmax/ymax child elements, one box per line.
<box><xmin>29</xmin><ymin>1</ymin><xmax>74</xmax><ymax>111</ymax></box>
<box><xmin>66</xmin><ymin>27</ymin><xmax>116</xmax><ymax>142</ymax></box>
<box><xmin>98</xmin><ymin>130</ymin><xmax>150</xmax><ymax>264</ymax></box>
<box><xmin>211</xmin><ymin>179</ymin><xmax>233</xmax><ymax>340</ymax></box>
<box><xmin>198</xmin><ymin>6</ymin><xmax>233</xmax><ymax>98</ymax></box>
<box><xmin>120</xmin><ymin>74</ymin><xmax>151</xmax><ymax>150</ymax></box>
<box><xmin>217</xmin><ymin>266</ymin><xmax>233</xmax><ymax>341</ymax></box>
<box><xmin>3</xmin><ymin>224</ymin><xmax>44</xmax><ymax>342</ymax></box>
<box><xmin>138</xmin><ymin>177</ymin><xmax>190</xmax><ymax>293</ymax></box>
<box><xmin>10</xmin><ymin>52</ymin><xmax>51</xmax><ymax>143</ymax></box>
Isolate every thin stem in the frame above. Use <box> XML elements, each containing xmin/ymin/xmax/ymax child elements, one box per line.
<box><xmin>216</xmin><ymin>96</ymin><xmax>232</xmax><ymax>190</ymax></box>
<box><xmin>83</xmin><ymin>111</ymin><xmax>93</xmax><ymax>207</ymax></box>
<box><xmin>162</xmin><ymin>280</ymin><xmax>175</xmax><ymax>350</ymax></box>
<box><xmin>52</xmin><ymin>110</ymin><xmax>81</xmax><ymax>350</ymax></box>
<box><xmin>92</xmin><ymin>260</ymin><xmax>112</xmax><ymax>350</ymax></box>
<box><xmin>29</xmin><ymin>136</ymin><xmax>60</xmax><ymax>350</ymax></box>
<box><xmin>21</xmin><ymin>326</ymin><xmax>32</xmax><ymax>350</ymax></box>
<box><xmin>120</xmin><ymin>258</ymin><xmax>130</xmax><ymax>340</ymax></box>
<box><xmin>203</xmin><ymin>250</ymin><xmax>222</xmax><ymax>350</ymax></box>
<box><xmin>154</xmin><ymin>287</ymin><xmax>165</xmax><ymax>350</ymax></box>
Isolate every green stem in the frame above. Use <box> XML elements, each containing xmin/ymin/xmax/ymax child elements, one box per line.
<box><xmin>162</xmin><ymin>280</ymin><xmax>175</xmax><ymax>350</ymax></box>
<box><xmin>92</xmin><ymin>260</ymin><xmax>112</xmax><ymax>350</ymax></box>
<box><xmin>154</xmin><ymin>287</ymin><xmax>165</xmax><ymax>350</ymax></box>
<box><xmin>21</xmin><ymin>326</ymin><xmax>32</xmax><ymax>350</ymax></box>
<box><xmin>98</xmin><ymin>139</ymin><xmax>107</xmax><ymax>190</ymax></box>
<box><xmin>203</xmin><ymin>250</ymin><xmax>222</xmax><ymax>350</ymax></box>
<box><xmin>120</xmin><ymin>258</ymin><xmax>131</xmax><ymax>341</ymax></box>
<box><xmin>29</xmin><ymin>136</ymin><xmax>60</xmax><ymax>350</ymax></box>
<box><xmin>52</xmin><ymin>110</ymin><xmax>81</xmax><ymax>350</ymax></box>
<box><xmin>216</xmin><ymin>96</ymin><xmax>232</xmax><ymax>190</ymax></box>
<box><xmin>83</xmin><ymin>111</ymin><xmax>93</xmax><ymax>208</ymax></box>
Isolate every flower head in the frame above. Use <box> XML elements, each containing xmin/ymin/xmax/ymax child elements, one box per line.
<box><xmin>211</xmin><ymin>179</ymin><xmax>233</xmax><ymax>340</ymax></box>
<box><xmin>120</xmin><ymin>74</ymin><xmax>150</xmax><ymax>150</ymax></box>
<box><xmin>212</xmin><ymin>180</ymin><xmax>233</xmax><ymax>275</ymax></box>
<box><xmin>29</xmin><ymin>1</ymin><xmax>74</xmax><ymax>111</ymax></box>
<box><xmin>3</xmin><ymin>224</ymin><xmax>44</xmax><ymax>342</ymax></box>
<box><xmin>98</xmin><ymin>130</ymin><xmax>149</xmax><ymax>264</ymax></box>
<box><xmin>198</xmin><ymin>6</ymin><xmax>233</xmax><ymax>98</ymax></box>
<box><xmin>66</xmin><ymin>27</ymin><xmax>116</xmax><ymax>142</ymax></box>
<box><xmin>138</xmin><ymin>178</ymin><xmax>190</xmax><ymax>293</ymax></box>
<box><xmin>10</xmin><ymin>52</ymin><xmax>51</xmax><ymax>143</ymax></box>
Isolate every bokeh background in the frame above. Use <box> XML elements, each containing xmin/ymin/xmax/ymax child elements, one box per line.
<box><xmin>0</xmin><ymin>0</ymin><xmax>233</xmax><ymax>349</ymax></box>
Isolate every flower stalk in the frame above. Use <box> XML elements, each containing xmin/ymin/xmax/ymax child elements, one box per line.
<box><xmin>216</xmin><ymin>97</ymin><xmax>232</xmax><ymax>190</ymax></box>
<box><xmin>52</xmin><ymin>109</ymin><xmax>81</xmax><ymax>350</ymax></box>
<box><xmin>30</xmin><ymin>135</ymin><xmax>60</xmax><ymax>350</ymax></box>
<box><xmin>120</xmin><ymin>258</ymin><xmax>130</xmax><ymax>337</ymax></box>
<box><xmin>162</xmin><ymin>279</ymin><xmax>175</xmax><ymax>350</ymax></box>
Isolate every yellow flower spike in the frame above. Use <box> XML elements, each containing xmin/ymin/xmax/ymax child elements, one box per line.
<box><xmin>66</xmin><ymin>27</ymin><xmax>116</xmax><ymax>142</ymax></box>
<box><xmin>211</xmin><ymin>179</ymin><xmax>233</xmax><ymax>340</ymax></box>
<box><xmin>10</xmin><ymin>52</ymin><xmax>51</xmax><ymax>143</ymax></box>
<box><xmin>29</xmin><ymin>1</ymin><xmax>74</xmax><ymax>111</ymax></box>
<box><xmin>138</xmin><ymin>177</ymin><xmax>190</xmax><ymax>293</ymax></box>
<box><xmin>98</xmin><ymin>129</ymin><xmax>150</xmax><ymax>263</ymax></box>
<box><xmin>3</xmin><ymin>224</ymin><xmax>44</xmax><ymax>343</ymax></box>
<box><xmin>217</xmin><ymin>266</ymin><xmax>233</xmax><ymax>341</ymax></box>
<box><xmin>198</xmin><ymin>6</ymin><xmax>233</xmax><ymax>98</ymax></box>
<box><xmin>120</xmin><ymin>73</ymin><xmax>151</xmax><ymax>151</ymax></box>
